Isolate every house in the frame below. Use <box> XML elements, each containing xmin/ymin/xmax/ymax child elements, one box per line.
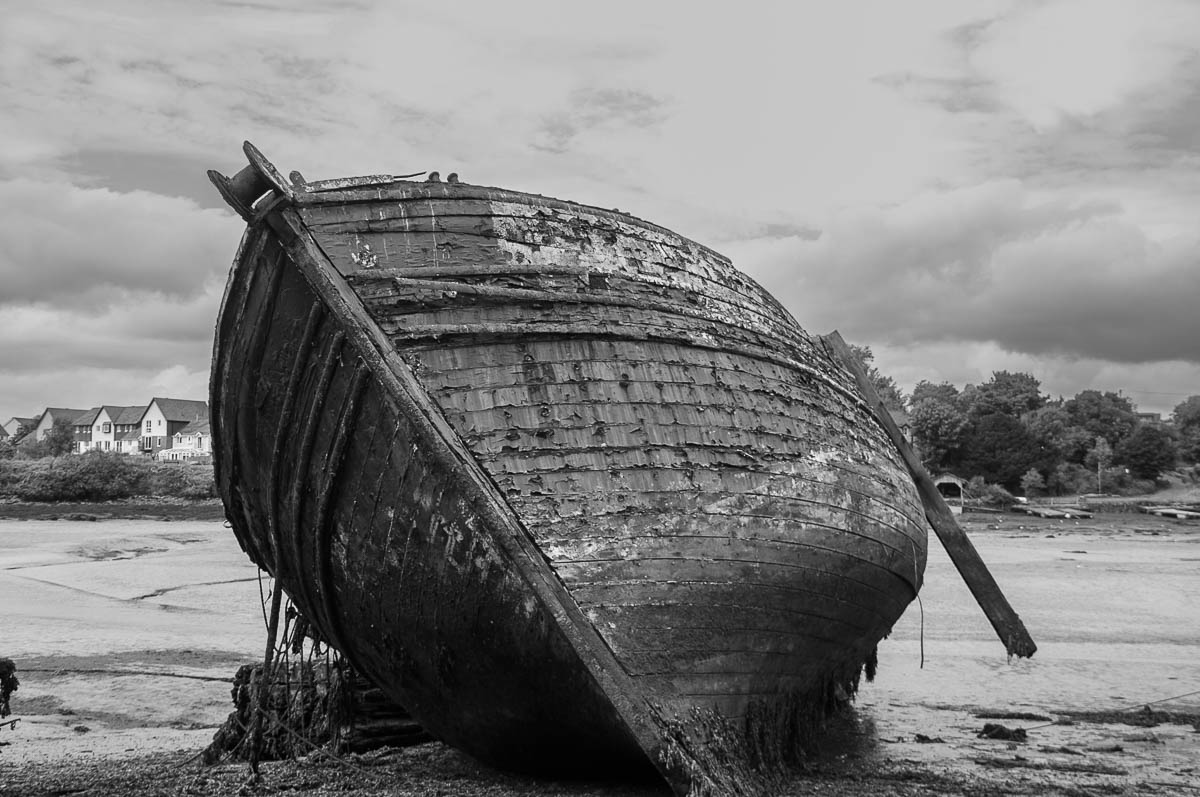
<box><xmin>2</xmin><ymin>417</ymin><xmax>37</xmax><ymax>442</ymax></box>
<box><xmin>139</xmin><ymin>398</ymin><xmax>209</xmax><ymax>457</ymax></box>
<box><xmin>72</xmin><ymin>408</ymin><xmax>102</xmax><ymax>453</ymax></box>
<box><xmin>160</xmin><ymin>420</ymin><xmax>212</xmax><ymax>461</ymax></box>
<box><xmin>80</xmin><ymin>405</ymin><xmax>146</xmax><ymax>454</ymax></box>
<box><xmin>0</xmin><ymin>425</ymin><xmax>7</xmax><ymax>440</ymax></box>
<box><xmin>112</xmin><ymin>406</ymin><xmax>147</xmax><ymax>454</ymax></box>
<box><xmin>887</xmin><ymin>407</ymin><xmax>912</xmax><ymax>443</ymax></box>
<box><xmin>31</xmin><ymin>408</ymin><xmax>89</xmax><ymax>446</ymax></box>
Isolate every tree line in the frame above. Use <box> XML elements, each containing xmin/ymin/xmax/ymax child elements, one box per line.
<box><xmin>856</xmin><ymin>347</ymin><xmax>1199</xmax><ymax>496</ymax></box>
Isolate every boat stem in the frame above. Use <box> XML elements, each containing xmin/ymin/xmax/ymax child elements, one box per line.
<box><xmin>821</xmin><ymin>331</ymin><xmax>1037</xmax><ymax>659</ymax></box>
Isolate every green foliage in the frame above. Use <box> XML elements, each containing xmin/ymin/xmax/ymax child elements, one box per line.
<box><xmin>1115</xmin><ymin>425</ymin><xmax>1177</xmax><ymax>480</ymax></box>
<box><xmin>909</xmin><ymin>397</ymin><xmax>969</xmax><ymax>473</ymax></box>
<box><xmin>970</xmin><ymin>371</ymin><xmax>1046</xmax><ymax>417</ymax></box>
<box><xmin>1065</xmin><ymin>390</ymin><xmax>1137</xmax><ymax>452</ymax></box>
<box><xmin>1019</xmin><ymin>467</ymin><xmax>1045</xmax><ymax>497</ymax></box>
<box><xmin>1</xmin><ymin>454</ymin><xmax>215</xmax><ymax>502</ymax></box>
<box><xmin>1173</xmin><ymin>396</ymin><xmax>1200</xmax><ymax>465</ymax></box>
<box><xmin>965</xmin><ymin>476</ymin><xmax>1015</xmax><ymax>508</ymax></box>
<box><xmin>21</xmin><ymin>419</ymin><xmax>77</xmax><ymax>459</ymax></box>
<box><xmin>1172</xmin><ymin>395</ymin><xmax>1200</xmax><ymax>432</ymax></box>
<box><xmin>957</xmin><ymin>413</ymin><xmax>1052</xmax><ymax>491</ymax></box>
<box><xmin>847</xmin><ymin>343</ymin><xmax>907</xmax><ymax>412</ymax></box>
<box><xmin>910</xmin><ymin>380</ymin><xmax>960</xmax><ymax>406</ymax></box>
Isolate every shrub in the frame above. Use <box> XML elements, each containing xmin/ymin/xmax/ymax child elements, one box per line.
<box><xmin>965</xmin><ymin>476</ymin><xmax>1015</xmax><ymax>508</ymax></box>
<box><xmin>15</xmin><ymin>453</ymin><xmax>147</xmax><ymax>502</ymax></box>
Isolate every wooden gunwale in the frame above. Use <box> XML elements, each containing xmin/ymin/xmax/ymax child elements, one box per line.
<box><xmin>294</xmin><ymin>183</ymin><xmax>733</xmax><ymax>265</ymax></box>
<box><xmin>257</xmin><ymin>206</ymin><xmax>679</xmax><ymax>783</ymax></box>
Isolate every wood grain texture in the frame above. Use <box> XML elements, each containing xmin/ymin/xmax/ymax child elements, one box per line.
<box><xmin>212</xmin><ymin>167</ymin><xmax>929</xmax><ymax>796</ymax></box>
<box><xmin>297</xmin><ymin>185</ymin><xmax>927</xmax><ymax>726</ymax></box>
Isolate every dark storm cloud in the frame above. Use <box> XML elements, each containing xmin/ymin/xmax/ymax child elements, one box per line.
<box><xmin>733</xmin><ymin>181</ymin><xmax>1200</xmax><ymax>365</ymax></box>
<box><xmin>0</xmin><ymin>180</ymin><xmax>237</xmax><ymax>308</ymax></box>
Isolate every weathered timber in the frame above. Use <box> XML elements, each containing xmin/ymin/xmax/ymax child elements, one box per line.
<box><xmin>821</xmin><ymin>331</ymin><xmax>1037</xmax><ymax>659</ymax></box>
<box><xmin>209</xmin><ymin>143</ymin><xmax>934</xmax><ymax>796</ymax></box>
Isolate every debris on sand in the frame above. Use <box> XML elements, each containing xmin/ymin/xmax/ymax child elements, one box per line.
<box><xmin>977</xmin><ymin>723</ymin><xmax>1027</xmax><ymax>741</ymax></box>
<box><xmin>0</xmin><ymin>658</ymin><xmax>18</xmax><ymax>718</ymax></box>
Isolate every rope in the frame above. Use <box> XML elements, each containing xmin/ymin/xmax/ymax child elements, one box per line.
<box><xmin>1020</xmin><ymin>687</ymin><xmax>1200</xmax><ymax>733</ymax></box>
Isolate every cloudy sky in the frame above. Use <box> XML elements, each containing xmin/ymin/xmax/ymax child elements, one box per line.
<box><xmin>2</xmin><ymin>0</ymin><xmax>1198</xmax><ymax>423</ymax></box>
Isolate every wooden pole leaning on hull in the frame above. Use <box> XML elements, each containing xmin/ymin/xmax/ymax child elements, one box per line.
<box><xmin>821</xmin><ymin>331</ymin><xmax>1037</xmax><ymax>659</ymax></box>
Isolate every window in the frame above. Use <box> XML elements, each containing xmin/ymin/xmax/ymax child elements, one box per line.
<box><xmin>145</xmin><ymin>421</ymin><xmax>152</xmax><ymax>433</ymax></box>
<box><xmin>157</xmin><ymin>437</ymin><xmax>163</xmax><ymax>446</ymax></box>
<box><xmin>102</xmin><ymin>423</ymin><xmax>111</xmax><ymax>434</ymax></box>
<box><xmin>157</xmin><ymin>419</ymin><xmax>162</xmax><ymax>427</ymax></box>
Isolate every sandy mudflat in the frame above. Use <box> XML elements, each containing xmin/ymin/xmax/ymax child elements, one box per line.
<box><xmin>1</xmin><ymin>513</ymin><xmax>1198</xmax><ymax>796</ymax></box>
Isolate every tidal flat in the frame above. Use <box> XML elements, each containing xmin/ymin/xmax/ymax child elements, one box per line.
<box><xmin>1</xmin><ymin>514</ymin><xmax>1197</xmax><ymax>795</ymax></box>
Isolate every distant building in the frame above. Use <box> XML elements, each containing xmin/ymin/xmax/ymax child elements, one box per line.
<box><xmin>160</xmin><ymin>420</ymin><xmax>212</xmax><ymax>461</ymax></box>
<box><xmin>32</xmin><ymin>408</ymin><xmax>89</xmax><ymax>444</ymax></box>
<box><xmin>80</xmin><ymin>405</ymin><xmax>146</xmax><ymax>454</ymax></box>
<box><xmin>887</xmin><ymin>407</ymin><xmax>912</xmax><ymax>443</ymax></box>
<box><xmin>2</xmin><ymin>417</ymin><xmax>37</xmax><ymax>441</ymax></box>
<box><xmin>112</xmin><ymin>406</ymin><xmax>146</xmax><ymax>454</ymax></box>
<box><xmin>72</xmin><ymin>408</ymin><xmax>102</xmax><ymax>453</ymax></box>
<box><xmin>139</xmin><ymin>398</ymin><xmax>209</xmax><ymax>457</ymax></box>
<box><xmin>1136</xmin><ymin>411</ymin><xmax>1164</xmax><ymax>427</ymax></box>
<box><xmin>934</xmin><ymin>473</ymin><xmax>966</xmax><ymax>515</ymax></box>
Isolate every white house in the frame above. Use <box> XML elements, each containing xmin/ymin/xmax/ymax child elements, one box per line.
<box><xmin>139</xmin><ymin>398</ymin><xmax>209</xmax><ymax>457</ymax></box>
<box><xmin>159</xmin><ymin>420</ymin><xmax>212</xmax><ymax>461</ymax></box>
<box><xmin>79</xmin><ymin>405</ymin><xmax>145</xmax><ymax>453</ymax></box>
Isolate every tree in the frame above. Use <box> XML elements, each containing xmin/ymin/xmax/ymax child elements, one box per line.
<box><xmin>847</xmin><ymin>343</ymin><xmax>906</xmax><ymax>412</ymax></box>
<box><xmin>31</xmin><ymin>419</ymin><xmax>77</xmax><ymax>458</ymax></box>
<box><xmin>1173</xmin><ymin>396</ymin><xmax>1200</xmax><ymax>464</ymax></box>
<box><xmin>1065</xmin><ymin>390</ymin><xmax>1138</xmax><ymax>452</ymax></box>
<box><xmin>1085</xmin><ymin>436</ymin><xmax>1114</xmax><ymax>492</ymax></box>
<box><xmin>1116</xmin><ymin>425</ymin><xmax>1178</xmax><ymax>480</ymax></box>
<box><xmin>957</xmin><ymin>413</ymin><xmax>1051</xmax><ymax>491</ymax></box>
<box><xmin>971</xmin><ymin>371</ymin><xmax>1046</xmax><ymax>417</ymax></box>
<box><xmin>909</xmin><ymin>397</ymin><xmax>969</xmax><ymax>472</ymax></box>
<box><xmin>910</xmin><ymin>380</ymin><xmax>960</xmax><ymax>406</ymax></box>
<box><xmin>1172</xmin><ymin>395</ymin><xmax>1200</xmax><ymax>432</ymax></box>
<box><xmin>1020</xmin><ymin>467</ymin><xmax>1045</xmax><ymax>497</ymax></box>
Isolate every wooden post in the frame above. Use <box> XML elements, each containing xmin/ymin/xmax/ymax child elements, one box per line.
<box><xmin>248</xmin><ymin>577</ymin><xmax>285</xmax><ymax>775</ymax></box>
<box><xmin>821</xmin><ymin>332</ymin><xmax>1037</xmax><ymax>659</ymax></box>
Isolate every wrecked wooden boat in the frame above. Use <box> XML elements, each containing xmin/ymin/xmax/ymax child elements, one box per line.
<box><xmin>209</xmin><ymin>143</ymin><xmax>931</xmax><ymax>794</ymax></box>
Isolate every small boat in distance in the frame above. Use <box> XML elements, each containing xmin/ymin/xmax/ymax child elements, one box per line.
<box><xmin>208</xmin><ymin>143</ymin><xmax>931</xmax><ymax>795</ymax></box>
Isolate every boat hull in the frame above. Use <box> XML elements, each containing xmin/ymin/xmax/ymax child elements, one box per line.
<box><xmin>210</xmin><ymin>149</ymin><xmax>927</xmax><ymax>793</ymax></box>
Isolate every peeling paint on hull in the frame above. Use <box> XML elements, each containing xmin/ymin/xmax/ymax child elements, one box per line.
<box><xmin>210</xmin><ymin>156</ymin><xmax>927</xmax><ymax>797</ymax></box>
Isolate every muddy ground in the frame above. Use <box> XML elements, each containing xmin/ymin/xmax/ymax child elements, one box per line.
<box><xmin>1</xmin><ymin>512</ymin><xmax>1197</xmax><ymax>796</ymax></box>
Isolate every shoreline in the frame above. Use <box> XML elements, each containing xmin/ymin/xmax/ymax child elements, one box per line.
<box><xmin>0</xmin><ymin>498</ymin><xmax>226</xmax><ymax>522</ymax></box>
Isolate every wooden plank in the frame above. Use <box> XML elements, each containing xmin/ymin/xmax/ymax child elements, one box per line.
<box><xmin>821</xmin><ymin>331</ymin><xmax>1037</xmax><ymax>659</ymax></box>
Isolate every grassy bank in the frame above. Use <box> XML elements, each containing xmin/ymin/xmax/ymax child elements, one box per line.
<box><xmin>0</xmin><ymin>454</ymin><xmax>216</xmax><ymax>503</ymax></box>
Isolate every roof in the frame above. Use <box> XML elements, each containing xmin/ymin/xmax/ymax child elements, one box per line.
<box><xmin>6</xmin><ymin>417</ymin><xmax>37</xmax><ymax>428</ymax></box>
<box><xmin>114</xmin><ymin>405</ymin><xmax>146</xmax><ymax>425</ymax></box>
<box><xmin>0</xmin><ymin>426</ymin><xmax>7</xmax><ymax>438</ymax></box>
<box><xmin>40</xmin><ymin>408</ymin><xmax>90</xmax><ymax>425</ymax></box>
<box><xmin>178</xmin><ymin>420</ymin><xmax>211</xmax><ymax>436</ymax></box>
<box><xmin>144</xmin><ymin>398</ymin><xmax>209</xmax><ymax>424</ymax></box>
<box><xmin>118</xmin><ymin>429</ymin><xmax>142</xmax><ymax>441</ymax></box>
<box><xmin>887</xmin><ymin>407</ymin><xmax>911</xmax><ymax>427</ymax></box>
<box><xmin>74</xmin><ymin>408</ymin><xmax>103</xmax><ymax>426</ymax></box>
